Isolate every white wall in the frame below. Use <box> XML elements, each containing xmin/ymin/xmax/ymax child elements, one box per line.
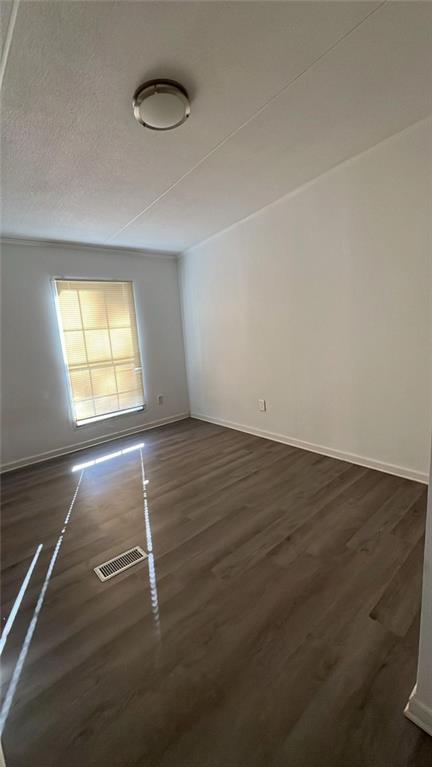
<box><xmin>405</xmin><ymin>444</ymin><xmax>432</xmax><ymax>734</ymax></box>
<box><xmin>180</xmin><ymin>118</ymin><xmax>432</xmax><ymax>481</ymax></box>
<box><xmin>0</xmin><ymin>241</ymin><xmax>189</xmax><ymax>468</ymax></box>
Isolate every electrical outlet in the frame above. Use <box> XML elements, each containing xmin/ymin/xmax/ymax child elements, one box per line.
<box><xmin>258</xmin><ymin>398</ymin><xmax>266</xmax><ymax>412</ymax></box>
<box><xmin>157</xmin><ymin>394</ymin><xmax>164</xmax><ymax>406</ymax></box>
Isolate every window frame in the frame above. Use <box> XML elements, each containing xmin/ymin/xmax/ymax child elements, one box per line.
<box><xmin>52</xmin><ymin>276</ymin><xmax>147</xmax><ymax>428</ymax></box>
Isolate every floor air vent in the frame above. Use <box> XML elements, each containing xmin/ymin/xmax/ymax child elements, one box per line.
<box><xmin>94</xmin><ymin>546</ymin><xmax>147</xmax><ymax>582</ymax></box>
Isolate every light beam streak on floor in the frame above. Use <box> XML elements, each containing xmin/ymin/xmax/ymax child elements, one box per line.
<box><xmin>140</xmin><ymin>448</ymin><xmax>161</xmax><ymax>637</ymax></box>
<box><xmin>0</xmin><ymin>544</ymin><xmax>43</xmax><ymax>657</ymax></box>
<box><xmin>0</xmin><ymin>471</ymin><xmax>84</xmax><ymax>734</ymax></box>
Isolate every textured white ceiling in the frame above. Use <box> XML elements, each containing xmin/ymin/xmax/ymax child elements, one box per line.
<box><xmin>1</xmin><ymin>1</ymin><xmax>431</xmax><ymax>254</ymax></box>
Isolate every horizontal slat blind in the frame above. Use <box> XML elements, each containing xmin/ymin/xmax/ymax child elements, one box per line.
<box><xmin>54</xmin><ymin>280</ymin><xmax>144</xmax><ymax>425</ymax></box>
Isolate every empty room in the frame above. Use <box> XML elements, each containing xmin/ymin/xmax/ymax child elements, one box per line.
<box><xmin>1</xmin><ymin>1</ymin><xmax>431</xmax><ymax>766</ymax></box>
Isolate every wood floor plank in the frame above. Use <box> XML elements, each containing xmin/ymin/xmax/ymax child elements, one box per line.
<box><xmin>212</xmin><ymin>460</ymin><xmax>353</xmax><ymax>581</ymax></box>
<box><xmin>390</xmin><ymin>493</ymin><xmax>428</xmax><ymax>546</ymax></box>
<box><xmin>271</xmin><ymin>612</ymin><xmax>397</xmax><ymax>767</ymax></box>
<box><xmin>268</xmin><ymin>467</ymin><xmax>381</xmax><ymax>567</ymax></box>
<box><xmin>346</xmin><ymin>480</ymin><xmax>426</xmax><ymax>551</ymax></box>
<box><xmin>1</xmin><ymin>418</ymin><xmax>430</xmax><ymax>767</ymax></box>
<box><xmin>340</xmin><ymin>614</ymin><xmax>432</xmax><ymax>767</ymax></box>
<box><xmin>370</xmin><ymin>535</ymin><xmax>426</xmax><ymax>637</ymax></box>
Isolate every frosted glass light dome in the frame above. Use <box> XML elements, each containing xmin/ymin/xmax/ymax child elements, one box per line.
<box><xmin>133</xmin><ymin>80</ymin><xmax>190</xmax><ymax>131</ymax></box>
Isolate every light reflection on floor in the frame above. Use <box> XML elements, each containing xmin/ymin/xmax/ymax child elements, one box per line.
<box><xmin>140</xmin><ymin>447</ymin><xmax>161</xmax><ymax>638</ymax></box>
<box><xmin>71</xmin><ymin>441</ymin><xmax>145</xmax><ymax>472</ymax></box>
<box><xmin>0</xmin><ymin>470</ymin><xmax>84</xmax><ymax>734</ymax></box>
<box><xmin>0</xmin><ymin>544</ymin><xmax>43</xmax><ymax>659</ymax></box>
<box><xmin>1</xmin><ymin>438</ymin><xmax>161</xmax><ymax>733</ymax></box>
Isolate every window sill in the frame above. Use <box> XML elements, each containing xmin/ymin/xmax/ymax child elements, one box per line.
<box><xmin>75</xmin><ymin>405</ymin><xmax>146</xmax><ymax>427</ymax></box>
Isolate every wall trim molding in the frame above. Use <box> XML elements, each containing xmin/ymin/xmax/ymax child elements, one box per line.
<box><xmin>191</xmin><ymin>413</ymin><xmax>428</xmax><ymax>484</ymax></box>
<box><xmin>1</xmin><ymin>412</ymin><xmax>190</xmax><ymax>473</ymax></box>
<box><xmin>0</xmin><ymin>236</ymin><xmax>178</xmax><ymax>260</ymax></box>
<box><xmin>404</xmin><ymin>686</ymin><xmax>432</xmax><ymax>737</ymax></box>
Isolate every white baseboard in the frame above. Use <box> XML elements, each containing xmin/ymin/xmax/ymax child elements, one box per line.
<box><xmin>3</xmin><ymin>410</ymin><xmax>427</xmax><ymax>484</ymax></box>
<box><xmin>0</xmin><ymin>413</ymin><xmax>190</xmax><ymax>473</ymax></box>
<box><xmin>191</xmin><ymin>413</ymin><xmax>428</xmax><ymax>484</ymax></box>
<box><xmin>405</xmin><ymin>687</ymin><xmax>432</xmax><ymax>737</ymax></box>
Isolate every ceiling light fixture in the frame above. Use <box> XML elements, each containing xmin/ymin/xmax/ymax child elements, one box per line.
<box><xmin>133</xmin><ymin>79</ymin><xmax>191</xmax><ymax>131</ymax></box>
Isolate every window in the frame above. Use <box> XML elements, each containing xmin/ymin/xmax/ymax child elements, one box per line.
<box><xmin>54</xmin><ymin>279</ymin><xmax>145</xmax><ymax>426</ymax></box>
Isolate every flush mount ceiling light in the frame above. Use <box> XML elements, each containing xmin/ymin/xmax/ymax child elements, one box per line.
<box><xmin>133</xmin><ymin>79</ymin><xmax>191</xmax><ymax>130</ymax></box>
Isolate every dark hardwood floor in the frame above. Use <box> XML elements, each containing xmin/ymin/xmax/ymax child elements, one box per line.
<box><xmin>1</xmin><ymin>418</ymin><xmax>430</xmax><ymax>766</ymax></box>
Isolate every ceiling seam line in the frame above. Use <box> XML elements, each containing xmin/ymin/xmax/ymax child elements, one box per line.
<box><xmin>107</xmin><ymin>0</ymin><xmax>387</xmax><ymax>242</ymax></box>
<box><xmin>181</xmin><ymin>113</ymin><xmax>430</xmax><ymax>256</ymax></box>
<box><xmin>0</xmin><ymin>0</ymin><xmax>20</xmax><ymax>91</ymax></box>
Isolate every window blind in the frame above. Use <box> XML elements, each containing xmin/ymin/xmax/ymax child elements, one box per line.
<box><xmin>54</xmin><ymin>279</ymin><xmax>145</xmax><ymax>425</ymax></box>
